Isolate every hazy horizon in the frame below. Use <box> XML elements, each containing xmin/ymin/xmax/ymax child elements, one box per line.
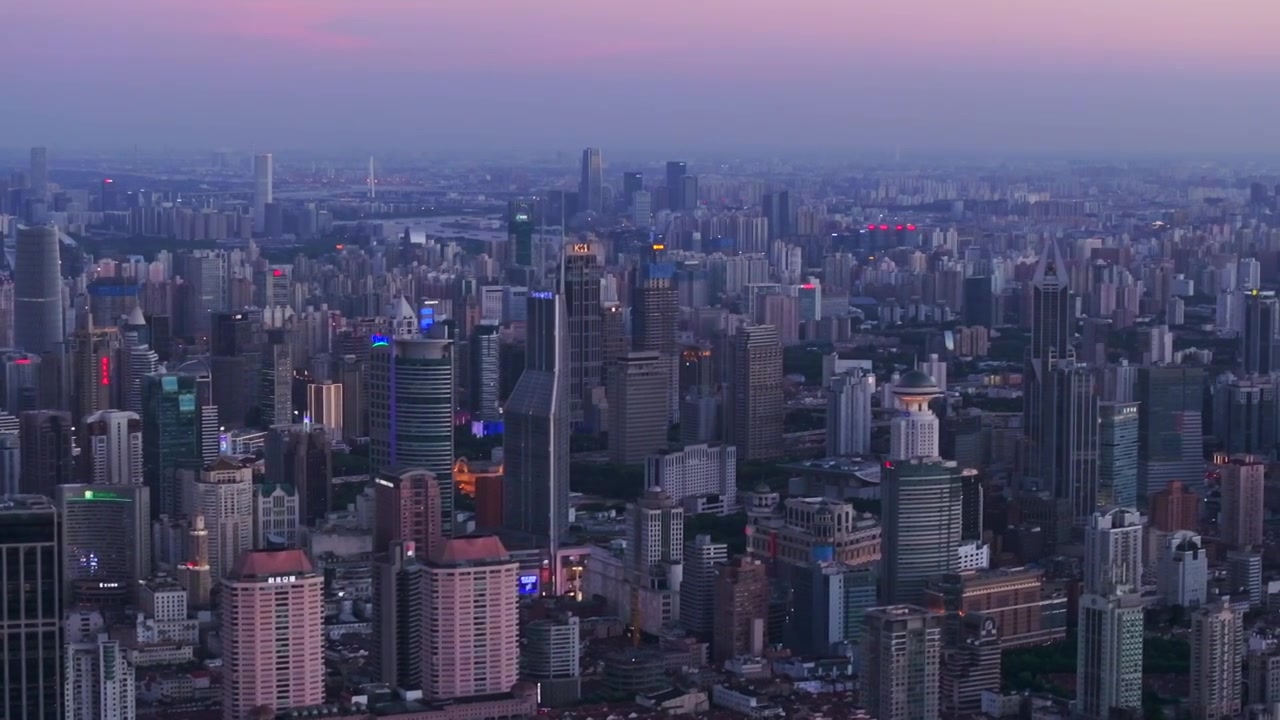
<box><xmin>7</xmin><ymin>0</ymin><xmax>1280</xmax><ymax>155</ymax></box>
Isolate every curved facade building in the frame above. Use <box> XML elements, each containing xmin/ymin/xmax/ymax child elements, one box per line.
<box><xmin>14</xmin><ymin>225</ymin><xmax>63</xmax><ymax>355</ymax></box>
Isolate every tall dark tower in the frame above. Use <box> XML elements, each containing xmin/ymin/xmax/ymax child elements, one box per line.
<box><xmin>1242</xmin><ymin>291</ymin><xmax>1279</xmax><ymax>375</ymax></box>
<box><xmin>665</xmin><ymin>161</ymin><xmax>687</xmax><ymax>211</ymax></box>
<box><xmin>762</xmin><ymin>190</ymin><xmax>792</xmax><ymax>240</ymax></box>
<box><xmin>0</xmin><ymin>495</ymin><xmax>62</xmax><ymax>720</ymax></box>
<box><xmin>210</xmin><ymin>311</ymin><xmax>262</xmax><ymax>428</ymax></box>
<box><xmin>1023</xmin><ymin>240</ymin><xmax>1073</xmax><ymax>493</ymax></box>
<box><xmin>579</xmin><ymin>148</ymin><xmax>603</xmax><ymax>215</ymax></box>
<box><xmin>503</xmin><ymin>292</ymin><xmax>570</xmax><ymax>554</ymax></box>
<box><xmin>507</xmin><ymin>199</ymin><xmax>536</xmax><ymax>268</ymax></box>
<box><xmin>632</xmin><ymin>243</ymin><xmax>678</xmax><ymax>420</ymax></box>
<box><xmin>562</xmin><ymin>242</ymin><xmax>603</xmax><ymax>425</ymax></box>
<box><xmin>13</xmin><ymin>225</ymin><xmax>63</xmax><ymax>356</ymax></box>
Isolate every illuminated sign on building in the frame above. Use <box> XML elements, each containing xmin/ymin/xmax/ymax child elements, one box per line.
<box><xmin>371</xmin><ymin>334</ymin><xmax>390</xmax><ymax>347</ymax></box>
<box><xmin>518</xmin><ymin>574</ymin><xmax>540</xmax><ymax>595</ymax></box>
<box><xmin>100</xmin><ymin>356</ymin><xmax>110</xmax><ymax>386</ymax></box>
<box><xmin>530</xmin><ymin>291</ymin><xmax>553</xmax><ymax>300</ymax></box>
<box><xmin>79</xmin><ymin>490</ymin><xmax>125</xmax><ymax>501</ymax></box>
<box><xmin>572</xmin><ymin>243</ymin><xmax>591</xmax><ymax>253</ymax></box>
<box><xmin>267</xmin><ymin>575</ymin><xmax>297</xmax><ymax>584</ymax></box>
<box><xmin>418</xmin><ymin>305</ymin><xmax>435</xmax><ymax>332</ymax></box>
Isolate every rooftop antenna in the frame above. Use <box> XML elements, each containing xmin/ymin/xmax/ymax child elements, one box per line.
<box><xmin>368</xmin><ymin>156</ymin><xmax>376</xmax><ymax>199</ymax></box>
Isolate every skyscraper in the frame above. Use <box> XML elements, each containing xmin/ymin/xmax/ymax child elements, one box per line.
<box><xmin>1190</xmin><ymin>598</ymin><xmax>1244</xmax><ymax>719</ymax></box>
<box><xmin>861</xmin><ymin>605</ymin><xmax>942</xmax><ymax>720</ymax></box>
<box><xmin>1136</xmin><ymin>365</ymin><xmax>1204</xmax><ymax>498</ymax></box>
<box><xmin>372</xmin><ymin>541</ymin><xmax>424</xmax><ymax>691</ymax></box>
<box><xmin>1052</xmin><ymin>363</ymin><xmax>1100</xmax><ymax>523</ymax></box>
<box><xmin>826</xmin><ymin>369</ymin><xmax>875</xmax><ymax>457</ymax></box>
<box><xmin>1075</xmin><ymin>592</ymin><xmax>1144</xmax><ymax>720</ymax></box>
<box><xmin>374</xmin><ymin>467</ymin><xmax>443</xmax><ymax>559</ymax></box>
<box><xmin>889</xmin><ymin>370</ymin><xmax>942</xmax><ymax>461</ymax></box>
<box><xmin>259</xmin><ymin>328</ymin><xmax>293</xmax><ymax>427</ymax></box>
<box><xmin>29</xmin><ymin>146</ymin><xmax>48</xmax><ymax>202</ymax></box>
<box><xmin>632</xmin><ymin>248</ymin><xmax>678</xmax><ymax>419</ymax></box>
<box><xmin>882</xmin><ymin>458</ymin><xmax>968</xmax><ymax>605</ymax></box>
<box><xmin>369</xmin><ymin>335</ymin><xmax>455</xmax><ymax>536</ymax></box>
<box><xmin>608</xmin><ymin>351</ymin><xmax>668</xmax><ymax>465</ymax></box>
<box><xmin>1219</xmin><ymin>456</ymin><xmax>1265</xmax><ymax>549</ymax></box>
<box><xmin>579</xmin><ymin>148</ymin><xmax>603</xmax><ymax>215</ymax></box>
<box><xmin>143</xmin><ymin>371</ymin><xmax>216</xmax><ymax>518</ymax></box>
<box><xmin>0</xmin><ymin>495</ymin><xmax>61</xmax><ymax>720</ymax></box>
<box><xmin>727</xmin><ymin>325</ymin><xmax>784</xmax><ymax>461</ymax></box>
<box><xmin>665</xmin><ymin>161</ymin><xmax>687</xmax><ymax>211</ymax></box>
<box><xmin>18</xmin><ymin>410</ymin><xmax>74</xmax><ymax>497</ymax></box>
<box><xmin>1242</xmin><ymin>291</ymin><xmax>1279</xmax><ymax>375</ymax></box>
<box><xmin>306</xmin><ymin>380</ymin><xmax>342</xmax><ymax>436</ymax></box>
<box><xmin>264</xmin><ymin>424</ymin><xmax>333</xmax><ymax>526</ymax></box>
<box><xmin>761</xmin><ymin>190</ymin><xmax>792</xmax><ymax>240</ymax></box>
<box><xmin>712</xmin><ymin>555</ymin><xmax>769</xmax><ymax>662</ymax></box>
<box><xmin>1084</xmin><ymin>508</ymin><xmax>1144</xmax><ymax>596</ymax></box>
<box><xmin>221</xmin><ymin>548</ymin><xmax>323</xmax><ymax>720</ymax></box>
<box><xmin>183</xmin><ymin>458</ymin><xmax>254</xmax><ymax>581</ymax></box>
<box><xmin>1098</xmin><ymin>401</ymin><xmax>1140</xmax><ymax>509</ymax></box>
<box><xmin>14</xmin><ymin>225</ymin><xmax>63</xmax><ymax>355</ymax></box>
<box><xmin>210</xmin><ymin>310</ymin><xmax>261</xmax><ymax>427</ymax></box>
<box><xmin>58</xmin><ymin>483</ymin><xmax>151</xmax><ymax>608</ymax></box>
<box><xmin>681</xmin><ymin>534</ymin><xmax>728</xmax><ymax>637</ymax></box>
<box><xmin>507</xmin><ymin>199</ymin><xmax>536</xmax><ymax>268</ymax></box>
<box><xmin>1024</xmin><ymin>240</ymin><xmax>1072</xmax><ymax>490</ymax></box>
<box><xmin>468</xmin><ymin>323</ymin><xmax>501</xmax><ymax>423</ymax></box>
<box><xmin>253</xmin><ymin>153</ymin><xmax>273</xmax><ymax>234</ymax></box>
<box><xmin>562</xmin><ymin>242</ymin><xmax>602</xmax><ymax>424</ymax></box>
<box><xmin>622</xmin><ymin>171</ymin><xmax>643</xmax><ymax>202</ymax></box>
<box><xmin>645</xmin><ymin>443</ymin><xmax>737</xmax><ymax>512</ymax></box>
<box><xmin>84</xmin><ymin>410</ymin><xmax>143</xmax><ymax>485</ymax></box>
<box><xmin>422</xmin><ymin>536</ymin><xmax>520</xmax><ymax>700</ymax></box>
<box><xmin>64</xmin><ymin>632</ymin><xmax>135</xmax><ymax>720</ymax></box>
<box><xmin>503</xmin><ymin>292</ymin><xmax>570</xmax><ymax>551</ymax></box>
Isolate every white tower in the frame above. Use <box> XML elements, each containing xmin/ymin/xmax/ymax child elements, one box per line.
<box><xmin>889</xmin><ymin>369</ymin><xmax>942</xmax><ymax>461</ymax></box>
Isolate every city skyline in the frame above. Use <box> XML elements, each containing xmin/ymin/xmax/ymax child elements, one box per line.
<box><xmin>6</xmin><ymin>0</ymin><xmax>1280</xmax><ymax>154</ymax></box>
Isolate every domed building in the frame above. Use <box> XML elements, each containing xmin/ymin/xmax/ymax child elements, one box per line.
<box><xmin>890</xmin><ymin>369</ymin><xmax>941</xmax><ymax>460</ymax></box>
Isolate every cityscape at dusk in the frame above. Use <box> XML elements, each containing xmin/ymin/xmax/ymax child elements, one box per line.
<box><xmin>5</xmin><ymin>3</ymin><xmax>1280</xmax><ymax>720</ymax></box>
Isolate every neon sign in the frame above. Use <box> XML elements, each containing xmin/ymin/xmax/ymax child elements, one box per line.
<box><xmin>371</xmin><ymin>334</ymin><xmax>390</xmax><ymax>347</ymax></box>
<box><xmin>530</xmin><ymin>292</ymin><xmax>553</xmax><ymax>300</ymax></box>
<box><xmin>518</xmin><ymin>574</ymin><xmax>540</xmax><ymax>595</ymax></box>
<box><xmin>100</xmin><ymin>357</ymin><xmax>110</xmax><ymax>386</ymax></box>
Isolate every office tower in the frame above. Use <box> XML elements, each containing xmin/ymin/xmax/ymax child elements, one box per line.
<box><xmin>1136</xmin><ymin>365</ymin><xmax>1204</xmax><ymax>498</ymax></box>
<box><xmin>468</xmin><ymin>323</ymin><xmax>501</xmax><ymax>423</ymax></box>
<box><xmin>522</xmin><ymin>614</ymin><xmax>582</xmax><ymax>707</ymax></box>
<box><xmin>1084</xmin><ymin>508</ymin><xmax>1144</xmax><ymax>595</ymax></box>
<box><xmin>921</xmin><ymin>568</ymin><xmax>1068</xmax><ymax>650</ymax></box>
<box><xmin>122</xmin><ymin>342</ymin><xmax>159</xmax><ymax>414</ymax></box>
<box><xmin>939</xmin><ymin>613</ymin><xmax>1001</xmax><ymax>718</ymax></box>
<box><xmin>221</xmin><ymin>548</ymin><xmax>323</xmax><ymax>720</ymax></box>
<box><xmin>18</xmin><ymin>410</ymin><xmax>74</xmax><ymax>496</ymax></box>
<box><xmin>622</xmin><ymin>171</ymin><xmax>643</xmax><ymax>200</ymax></box>
<box><xmin>373</xmin><ymin>467</ymin><xmax>443</xmax><ymax>559</ymax></box>
<box><xmin>665</xmin><ymin>161</ymin><xmax>687</xmax><ymax>211</ymax></box>
<box><xmin>29</xmin><ymin>146</ymin><xmax>48</xmax><ymax>200</ymax></box>
<box><xmin>67</xmin><ymin>322</ymin><xmax>121</xmax><ymax>423</ymax></box>
<box><xmin>1075</xmin><ymin>592</ymin><xmax>1144</xmax><ymax>720</ymax></box>
<box><xmin>87</xmin><ymin>277</ymin><xmax>141</xmax><ymax>329</ymax></box>
<box><xmin>0</xmin><ymin>496</ymin><xmax>61</xmax><ymax>720</ymax></box>
<box><xmin>337</xmin><ymin>354</ymin><xmax>367</xmax><ymax>441</ymax></box>
<box><xmin>627</xmin><ymin>487</ymin><xmax>684</xmax><ymax>576</ymax></box>
<box><xmin>827</xmin><ymin>369</ymin><xmax>874</xmax><ymax>456</ymax></box>
<box><xmin>712</xmin><ymin>555</ymin><xmax>769</xmax><ymax>662</ymax></box>
<box><xmin>632</xmin><ymin>252</ymin><xmax>678</xmax><ymax>418</ymax></box>
<box><xmin>679</xmin><ymin>174</ymin><xmax>698</xmax><ymax>210</ymax></box>
<box><xmin>369</xmin><ymin>335</ymin><xmax>455</xmax><ymax>536</ymax></box>
<box><xmin>14</xmin><ymin>226</ymin><xmax>63</xmax><ymax>355</ymax></box>
<box><xmin>1226</xmin><ymin>549</ymin><xmax>1263</xmax><ymax>607</ymax></box>
<box><xmin>264</xmin><ymin>424</ymin><xmax>332</xmax><ymax>527</ymax></box>
<box><xmin>1098</xmin><ymin>401</ymin><xmax>1139</xmax><ymax>509</ymax></box>
<box><xmin>789</xmin><ymin>561</ymin><xmax>879</xmax><ymax>656</ymax></box>
<box><xmin>600</xmin><ymin>300</ymin><xmax>627</xmax><ymax>385</ymax></box>
<box><xmin>861</xmin><ymin>606</ymin><xmax>942</xmax><ymax>720</ymax></box>
<box><xmin>0</xmin><ymin>433</ymin><xmax>19</xmax><ymax>495</ymax></box>
<box><xmin>259</xmin><ymin>329</ymin><xmax>293</xmax><ymax>426</ymax></box>
<box><xmin>562</xmin><ymin>242</ymin><xmax>603</xmax><ymax>424</ymax></box>
<box><xmin>253</xmin><ymin>483</ymin><xmax>299</xmax><ymax>548</ymax></box>
<box><xmin>210</xmin><ymin>311</ymin><xmax>261</xmax><ymax>427</ymax></box>
<box><xmin>0</xmin><ymin>350</ymin><xmax>42</xmax><ymax>413</ymax></box>
<box><xmin>1050</xmin><ymin>363</ymin><xmax>1101</xmax><ymax>523</ymax></box>
<box><xmin>143</xmin><ymin>371</ymin><xmax>215</xmax><ymax>517</ymax></box>
<box><xmin>253</xmin><ymin>264</ymin><xmax>291</xmax><ymax>309</ymax></box>
<box><xmin>1211</xmin><ymin>376</ymin><xmax>1277</xmax><ymax>456</ymax></box>
<box><xmin>961</xmin><ymin>275</ymin><xmax>995</xmax><ymax>327</ymax></box>
<box><xmin>306</xmin><ymin>380</ymin><xmax>342</xmax><ymax>435</ymax></box>
<box><xmin>58</xmin><ymin>483</ymin><xmax>151</xmax><ymax>606</ymax></box>
<box><xmin>681</xmin><ymin>535</ymin><xmax>728</xmax><ymax>637</ymax></box>
<box><xmin>372</xmin><ymin>541</ymin><xmax>424</xmax><ymax>690</ymax></box>
<box><xmin>252</xmin><ymin>153</ymin><xmax>273</xmax><ymax>234</ymax></box>
<box><xmin>608</xmin><ymin>351</ymin><xmax>668</xmax><ymax>464</ymax></box>
<box><xmin>1219</xmin><ymin>456</ymin><xmax>1265</xmax><ymax>549</ymax></box>
<box><xmin>1242</xmin><ymin>291</ymin><xmax>1279</xmax><ymax>375</ymax></box>
<box><xmin>64</xmin><ymin>632</ymin><xmax>134</xmax><ymax>720</ymax></box>
<box><xmin>645</xmin><ymin>443</ymin><xmax>736</xmax><ymax>513</ymax></box>
<box><xmin>761</xmin><ymin>190</ymin><xmax>792</xmax><ymax>239</ymax></box>
<box><xmin>178</xmin><ymin>251</ymin><xmax>228</xmax><ymax>338</ymax></box>
<box><xmin>176</xmin><ymin>515</ymin><xmax>213</xmax><ymax>609</ymax></box>
<box><xmin>422</xmin><ymin>536</ymin><xmax>520</xmax><ymax>699</ymax></box>
<box><xmin>1157</xmin><ymin>530</ymin><xmax>1207</xmax><ymax>607</ymax></box>
<box><xmin>889</xmin><ymin>369</ymin><xmax>942</xmax><ymax>461</ymax></box>
<box><xmin>83</xmin><ymin>410</ymin><xmax>142</xmax><ymax>485</ymax></box>
<box><xmin>882</xmin><ymin>458</ymin><xmax>968</xmax><ymax>605</ymax></box>
<box><xmin>503</xmin><ymin>292</ymin><xmax>570</xmax><ymax>549</ymax></box>
<box><xmin>183</xmin><ymin>458</ymin><xmax>253</xmax><ymax>580</ymax></box>
<box><xmin>727</xmin><ymin>325</ymin><xmax>784</xmax><ymax>461</ymax></box>
<box><xmin>1150</xmin><ymin>480</ymin><xmax>1199</xmax><ymax>532</ymax></box>
<box><xmin>579</xmin><ymin>148</ymin><xmax>603</xmax><ymax>215</ymax></box>
<box><xmin>507</xmin><ymin>200</ymin><xmax>536</xmax><ymax>267</ymax></box>
<box><xmin>632</xmin><ymin>190</ymin><xmax>652</xmax><ymax>227</ymax></box>
<box><xmin>1190</xmin><ymin>599</ymin><xmax>1243</xmax><ymax>719</ymax></box>
<box><xmin>1024</xmin><ymin>240</ymin><xmax>1072</xmax><ymax>488</ymax></box>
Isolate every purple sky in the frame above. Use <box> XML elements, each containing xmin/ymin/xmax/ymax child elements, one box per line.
<box><xmin>7</xmin><ymin>0</ymin><xmax>1280</xmax><ymax>155</ymax></box>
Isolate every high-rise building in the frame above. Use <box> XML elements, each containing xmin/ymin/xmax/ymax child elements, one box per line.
<box><xmin>210</xmin><ymin>311</ymin><xmax>261</xmax><ymax>427</ymax></box>
<box><xmin>221</xmin><ymin>548</ymin><xmax>323</xmax><ymax>720</ymax></box>
<box><xmin>503</xmin><ymin>292</ymin><xmax>570</xmax><ymax>551</ymax></box>
<box><xmin>632</xmin><ymin>252</ymin><xmax>678</xmax><ymax>419</ymax></box>
<box><xmin>665</xmin><ymin>161</ymin><xmax>687</xmax><ymax>211</ymax></box>
<box><xmin>579</xmin><ymin>148</ymin><xmax>603</xmax><ymax>215</ymax></box>
<box><xmin>1157</xmin><ymin>530</ymin><xmax>1207</xmax><ymax>608</ymax></box>
<box><xmin>645</xmin><ymin>443</ymin><xmax>736</xmax><ymax>513</ymax></box>
<box><xmin>19</xmin><ymin>410</ymin><xmax>74</xmax><ymax>497</ymax></box>
<box><xmin>1226</xmin><ymin>548</ymin><xmax>1263</xmax><ymax>607</ymax></box>
<box><xmin>57</xmin><ymin>483</ymin><xmax>151</xmax><ymax>607</ymax></box>
<box><xmin>253</xmin><ymin>264</ymin><xmax>292</xmax><ymax>309</ymax></box>
<box><xmin>1075</xmin><ymin>592</ymin><xmax>1144</xmax><ymax>720</ymax></box>
<box><xmin>0</xmin><ymin>495</ymin><xmax>61</xmax><ymax>720</ymax></box>
<box><xmin>507</xmin><ymin>199</ymin><xmax>536</xmax><ymax>268</ymax></box>
<box><xmin>64</xmin><ymin>632</ymin><xmax>135</xmax><ymax>720</ymax></box>
<box><xmin>622</xmin><ymin>171</ymin><xmax>643</xmax><ymax>201</ymax></box>
<box><xmin>253</xmin><ymin>483</ymin><xmax>300</xmax><ymax>548</ymax></box>
<box><xmin>608</xmin><ymin>351</ymin><xmax>668</xmax><ymax>464</ymax></box>
<box><xmin>1190</xmin><ymin>598</ymin><xmax>1244</xmax><ymax>719</ymax></box>
<box><xmin>468</xmin><ymin>323</ymin><xmax>501</xmax><ymax>423</ymax></box>
<box><xmin>372</xmin><ymin>541</ymin><xmax>424</xmax><ymax>691</ymax></box>
<box><xmin>1219</xmin><ymin>456</ymin><xmax>1265</xmax><ymax>549</ymax></box>
<box><xmin>882</xmin><ymin>458</ymin><xmax>968</xmax><ymax>605</ymax></box>
<box><xmin>14</xmin><ymin>225</ymin><xmax>63</xmax><ymax>355</ymax></box>
<box><xmin>177</xmin><ymin>515</ymin><xmax>213</xmax><ymax>610</ymax></box>
<box><xmin>369</xmin><ymin>335</ymin><xmax>455</xmax><ymax>536</ymax></box>
<box><xmin>679</xmin><ymin>174</ymin><xmax>699</xmax><ymax>210</ymax></box>
<box><xmin>143</xmin><ymin>371</ymin><xmax>216</xmax><ymax>518</ymax></box>
<box><xmin>422</xmin><ymin>536</ymin><xmax>520</xmax><ymax>700</ymax></box>
<box><xmin>252</xmin><ymin>153</ymin><xmax>273</xmax><ymax>234</ymax></box>
<box><xmin>1098</xmin><ymin>401</ymin><xmax>1140</xmax><ymax>509</ymax></box>
<box><xmin>962</xmin><ymin>275</ymin><xmax>995</xmax><ymax>327</ymax></box>
<box><xmin>1084</xmin><ymin>508</ymin><xmax>1145</xmax><ymax>596</ymax></box>
<box><xmin>762</xmin><ymin>190</ymin><xmax>792</xmax><ymax>240</ymax></box>
<box><xmin>29</xmin><ymin>146</ymin><xmax>49</xmax><ymax>201</ymax></box>
<box><xmin>940</xmin><ymin>613</ymin><xmax>1002</xmax><ymax>718</ymax></box>
<box><xmin>889</xmin><ymin>370</ymin><xmax>942</xmax><ymax>461</ymax></box>
<box><xmin>827</xmin><ymin>368</ymin><xmax>875</xmax><ymax>457</ymax></box>
<box><xmin>921</xmin><ymin>568</ymin><xmax>1069</xmax><ymax>649</ymax></box>
<box><xmin>727</xmin><ymin>325</ymin><xmax>784</xmax><ymax>461</ymax></box>
<box><xmin>681</xmin><ymin>534</ymin><xmax>728</xmax><ymax>637</ymax></box>
<box><xmin>1242</xmin><ymin>291</ymin><xmax>1279</xmax><ymax>375</ymax></box>
<box><xmin>0</xmin><ymin>350</ymin><xmax>43</xmax><ymax>413</ymax></box>
<box><xmin>264</xmin><ymin>424</ymin><xmax>332</xmax><ymax>527</ymax></box>
<box><xmin>183</xmin><ymin>458</ymin><xmax>254</xmax><ymax>580</ymax></box>
<box><xmin>259</xmin><ymin>328</ymin><xmax>293</xmax><ymax>427</ymax></box>
<box><xmin>562</xmin><ymin>242</ymin><xmax>603</xmax><ymax>424</ymax></box>
<box><xmin>712</xmin><ymin>555</ymin><xmax>769</xmax><ymax>662</ymax></box>
<box><xmin>1150</xmin><ymin>480</ymin><xmax>1199</xmax><ymax>532</ymax></box>
<box><xmin>122</xmin><ymin>342</ymin><xmax>159</xmax><ymax>415</ymax></box>
<box><xmin>67</xmin><ymin>322</ymin><xmax>122</xmax><ymax>424</ymax></box>
<box><xmin>1136</xmin><ymin>366</ymin><xmax>1204</xmax><ymax>498</ymax></box>
<box><xmin>861</xmin><ymin>605</ymin><xmax>942</xmax><ymax>720</ymax></box>
<box><xmin>788</xmin><ymin>561</ymin><xmax>878</xmax><ymax>656</ymax></box>
<box><xmin>306</xmin><ymin>380</ymin><xmax>342</xmax><ymax>436</ymax></box>
<box><xmin>338</xmin><ymin>354</ymin><xmax>368</xmax><ymax>441</ymax></box>
<box><xmin>1024</xmin><ymin>240</ymin><xmax>1073</xmax><ymax>489</ymax></box>
<box><xmin>1051</xmin><ymin>363</ymin><xmax>1100</xmax><ymax>523</ymax></box>
<box><xmin>84</xmin><ymin>410</ymin><xmax>142</xmax><ymax>485</ymax></box>
<box><xmin>522</xmin><ymin>614</ymin><xmax>582</xmax><ymax>707</ymax></box>
<box><xmin>374</xmin><ymin>467</ymin><xmax>443</xmax><ymax>560</ymax></box>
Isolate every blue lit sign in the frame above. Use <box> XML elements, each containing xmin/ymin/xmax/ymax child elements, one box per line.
<box><xmin>419</xmin><ymin>306</ymin><xmax>435</xmax><ymax>332</ymax></box>
<box><xmin>518</xmin><ymin>574</ymin><xmax>540</xmax><ymax>595</ymax></box>
<box><xmin>530</xmin><ymin>291</ymin><xmax>553</xmax><ymax>300</ymax></box>
<box><xmin>371</xmin><ymin>334</ymin><xmax>390</xmax><ymax>347</ymax></box>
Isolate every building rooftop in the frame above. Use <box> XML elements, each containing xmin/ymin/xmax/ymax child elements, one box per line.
<box><xmin>228</xmin><ymin>548</ymin><xmax>316</xmax><ymax>580</ymax></box>
<box><xmin>429</xmin><ymin>535</ymin><xmax>509</xmax><ymax>565</ymax></box>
